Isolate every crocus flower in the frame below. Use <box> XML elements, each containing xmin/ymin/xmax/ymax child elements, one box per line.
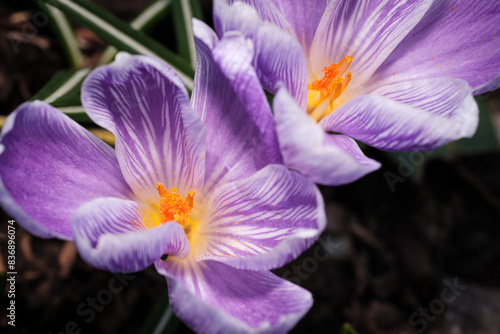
<box><xmin>214</xmin><ymin>0</ymin><xmax>500</xmax><ymax>185</ymax></box>
<box><xmin>0</xmin><ymin>20</ymin><xmax>326</xmax><ymax>333</ymax></box>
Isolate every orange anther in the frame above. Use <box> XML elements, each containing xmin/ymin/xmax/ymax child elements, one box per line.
<box><xmin>307</xmin><ymin>56</ymin><xmax>353</xmax><ymax>121</ymax></box>
<box><xmin>308</xmin><ymin>56</ymin><xmax>352</xmax><ymax>98</ymax></box>
<box><xmin>156</xmin><ymin>183</ymin><xmax>195</xmax><ymax>226</ymax></box>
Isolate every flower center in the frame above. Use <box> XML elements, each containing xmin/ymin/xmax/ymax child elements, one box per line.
<box><xmin>139</xmin><ymin>184</ymin><xmax>204</xmax><ymax>257</ymax></box>
<box><xmin>307</xmin><ymin>56</ymin><xmax>352</xmax><ymax>122</ymax></box>
<box><xmin>155</xmin><ymin>183</ymin><xmax>207</xmax><ymax>258</ymax></box>
<box><xmin>156</xmin><ymin>183</ymin><xmax>195</xmax><ymax>228</ymax></box>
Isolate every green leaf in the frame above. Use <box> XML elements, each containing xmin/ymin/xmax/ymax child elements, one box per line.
<box><xmin>29</xmin><ymin>69</ymin><xmax>91</xmax><ymax>123</ymax></box>
<box><xmin>130</xmin><ymin>0</ymin><xmax>173</xmax><ymax>32</ymax></box>
<box><xmin>57</xmin><ymin>105</ymin><xmax>92</xmax><ymax>123</ymax></box>
<box><xmin>189</xmin><ymin>0</ymin><xmax>204</xmax><ymax>21</ymax></box>
<box><xmin>340</xmin><ymin>323</ymin><xmax>359</xmax><ymax>334</ymax></box>
<box><xmin>32</xmin><ymin>0</ymin><xmax>175</xmax><ymax>121</ymax></box>
<box><xmin>31</xmin><ymin>68</ymin><xmax>90</xmax><ymax>106</ymax></box>
<box><xmin>98</xmin><ymin>0</ymin><xmax>174</xmax><ymax>65</ymax></box>
<box><xmin>44</xmin><ymin>0</ymin><xmax>194</xmax><ymax>89</ymax></box>
<box><xmin>139</xmin><ymin>289</ymin><xmax>180</xmax><ymax>334</ymax></box>
<box><xmin>172</xmin><ymin>0</ymin><xmax>197</xmax><ymax>69</ymax></box>
<box><xmin>37</xmin><ymin>1</ymin><xmax>84</xmax><ymax>68</ymax></box>
<box><xmin>265</xmin><ymin>90</ymin><xmax>274</xmax><ymax>110</ymax></box>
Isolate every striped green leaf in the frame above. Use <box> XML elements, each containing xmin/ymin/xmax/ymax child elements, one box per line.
<box><xmin>44</xmin><ymin>0</ymin><xmax>194</xmax><ymax>89</ymax></box>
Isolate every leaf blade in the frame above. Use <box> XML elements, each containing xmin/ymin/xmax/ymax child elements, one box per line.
<box><xmin>38</xmin><ymin>1</ymin><xmax>84</xmax><ymax>68</ymax></box>
<box><xmin>45</xmin><ymin>0</ymin><xmax>194</xmax><ymax>89</ymax></box>
<box><xmin>172</xmin><ymin>0</ymin><xmax>197</xmax><ymax>69</ymax></box>
<box><xmin>32</xmin><ymin>68</ymin><xmax>90</xmax><ymax>105</ymax></box>
<box><xmin>97</xmin><ymin>0</ymin><xmax>174</xmax><ymax>65</ymax></box>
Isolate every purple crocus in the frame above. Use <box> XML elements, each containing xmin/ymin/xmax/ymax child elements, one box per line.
<box><xmin>0</xmin><ymin>21</ymin><xmax>326</xmax><ymax>333</ymax></box>
<box><xmin>214</xmin><ymin>0</ymin><xmax>500</xmax><ymax>185</ymax></box>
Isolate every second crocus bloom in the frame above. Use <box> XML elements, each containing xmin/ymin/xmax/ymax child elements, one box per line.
<box><xmin>214</xmin><ymin>0</ymin><xmax>500</xmax><ymax>185</ymax></box>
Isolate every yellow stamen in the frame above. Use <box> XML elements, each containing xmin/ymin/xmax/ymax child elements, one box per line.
<box><xmin>307</xmin><ymin>56</ymin><xmax>352</xmax><ymax>122</ymax></box>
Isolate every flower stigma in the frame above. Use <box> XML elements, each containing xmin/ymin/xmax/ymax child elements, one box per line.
<box><xmin>307</xmin><ymin>56</ymin><xmax>352</xmax><ymax>122</ymax></box>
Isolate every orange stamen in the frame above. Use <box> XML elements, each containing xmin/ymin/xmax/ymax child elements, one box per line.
<box><xmin>156</xmin><ymin>183</ymin><xmax>194</xmax><ymax>226</ymax></box>
<box><xmin>308</xmin><ymin>56</ymin><xmax>352</xmax><ymax>97</ymax></box>
<box><xmin>307</xmin><ymin>56</ymin><xmax>353</xmax><ymax>121</ymax></box>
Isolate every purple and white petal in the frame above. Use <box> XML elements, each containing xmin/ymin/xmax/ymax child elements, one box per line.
<box><xmin>475</xmin><ymin>72</ymin><xmax>500</xmax><ymax>97</ymax></box>
<box><xmin>73</xmin><ymin>197</ymin><xmax>189</xmax><ymax>273</ymax></box>
<box><xmin>218</xmin><ymin>0</ymin><xmax>291</xmax><ymax>33</ymax></box>
<box><xmin>192</xmin><ymin>21</ymin><xmax>281</xmax><ymax>194</ymax></box>
<box><xmin>213</xmin><ymin>0</ymin><xmax>308</xmax><ymax>107</ymax></box>
<box><xmin>156</xmin><ymin>259</ymin><xmax>312</xmax><ymax>333</ymax></box>
<box><xmin>217</xmin><ymin>0</ymin><xmax>328</xmax><ymax>54</ymax></box>
<box><xmin>269</xmin><ymin>0</ymin><xmax>329</xmax><ymax>54</ymax></box>
<box><xmin>310</xmin><ymin>0</ymin><xmax>432</xmax><ymax>85</ymax></box>
<box><xmin>372</xmin><ymin>0</ymin><xmax>500</xmax><ymax>94</ymax></box>
<box><xmin>212</xmin><ymin>32</ymin><xmax>282</xmax><ymax>165</ymax></box>
<box><xmin>0</xmin><ymin>101</ymin><xmax>132</xmax><ymax>240</ymax></box>
<box><xmin>196</xmin><ymin>164</ymin><xmax>325</xmax><ymax>271</ymax></box>
<box><xmin>321</xmin><ymin>77</ymin><xmax>478</xmax><ymax>151</ymax></box>
<box><xmin>82</xmin><ymin>53</ymin><xmax>206</xmax><ymax>202</ymax></box>
<box><xmin>273</xmin><ymin>88</ymin><xmax>380</xmax><ymax>185</ymax></box>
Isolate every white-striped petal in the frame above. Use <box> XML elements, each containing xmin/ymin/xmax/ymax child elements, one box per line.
<box><xmin>196</xmin><ymin>164</ymin><xmax>326</xmax><ymax>270</ymax></box>
<box><xmin>321</xmin><ymin>77</ymin><xmax>478</xmax><ymax>151</ymax></box>
<box><xmin>72</xmin><ymin>197</ymin><xmax>189</xmax><ymax>273</ymax></box>
<box><xmin>156</xmin><ymin>259</ymin><xmax>312</xmax><ymax>333</ymax></box>
<box><xmin>82</xmin><ymin>53</ymin><xmax>206</xmax><ymax>201</ymax></box>
<box><xmin>309</xmin><ymin>0</ymin><xmax>432</xmax><ymax>86</ymax></box>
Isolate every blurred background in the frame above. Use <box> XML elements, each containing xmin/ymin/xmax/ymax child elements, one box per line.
<box><xmin>0</xmin><ymin>1</ymin><xmax>499</xmax><ymax>333</ymax></box>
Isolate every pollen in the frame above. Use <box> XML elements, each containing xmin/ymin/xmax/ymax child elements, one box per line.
<box><xmin>307</xmin><ymin>56</ymin><xmax>353</xmax><ymax>121</ymax></box>
<box><xmin>156</xmin><ymin>183</ymin><xmax>194</xmax><ymax>226</ymax></box>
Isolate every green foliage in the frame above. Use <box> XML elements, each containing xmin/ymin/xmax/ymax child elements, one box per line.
<box><xmin>139</xmin><ymin>289</ymin><xmax>180</xmax><ymax>334</ymax></box>
<box><xmin>38</xmin><ymin>1</ymin><xmax>84</xmax><ymax>68</ymax></box>
<box><xmin>41</xmin><ymin>0</ymin><xmax>194</xmax><ymax>89</ymax></box>
<box><xmin>340</xmin><ymin>323</ymin><xmax>359</xmax><ymax>334</ymax></box>
<box><xmin>33</xmin><ymin>0</ymin><xmax>197</xmax><ymax>122</ymax></box>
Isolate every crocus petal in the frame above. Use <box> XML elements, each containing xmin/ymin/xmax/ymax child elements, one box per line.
<box><xmin>211</xmin><ymin>32</ymin><xmax>282</xmax><ymax>165</ymax></box>
<box><xmin>321</xmin><ymin>77</ymin><xmax>478</xmax><ymax>151</ymax></box>
<box><xmin>268</xmin><ymin>0</ymin><xmax>329</xmax><ymax>53</ymax></box>
<box><xmin>0</xmin><ymin>101</ymin><xmax>132</xmax><ymax>240</ymax></box>
<box><xmin>213</xmin><ymin>0</ymin><xmax>308</xmax><ymax>107</ymax></box>
<box><xmin>191</xmin><ymin>20</ymin><xmax>281</xmax><ymax>194</ymax></box>
<box><xmin>82</xmin><ymin>53</ymin><xmax>206</xmax><ymax>201</ymax></box>
<box><xmin>218</xmin><ymin>0</ymin><xmax>327</xmax><ymax>54</ymax></box>
<box><xmin>72</xmin><ymin>197</ymin><xmax>189</xmax><ymax>273</ymax></box>
<box><xmin>372</xmin><ymin>0</ymin><xmax>500</xmax><ymax>94</ymax></box>
<box><xmin>156</xmin><ymin>259</ymin><xmax>312</xmax><ymax>333</ymax></box>
<box><xmin>310</xmin><ymin>0</ymin><xmax>432</xmax><ymax>85</ymax></box>
<box><xmin>475</xmin><ymin>73</ymin><xmax>500</xmax><ymax>96</ymax></box>
<box><xmin>219</xmin><ymin>0</ymin><xmax>291</xmax><ymax>32</ymax></box>
<box><xmin>273</xmin><ymin>88</ymin><xmax>380</xmax><ymax>185</ymax></box>
<box><xmin>196</xmin><ymin>164</ymin><xmax>325</xmax><ymax>271</ymax></box>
